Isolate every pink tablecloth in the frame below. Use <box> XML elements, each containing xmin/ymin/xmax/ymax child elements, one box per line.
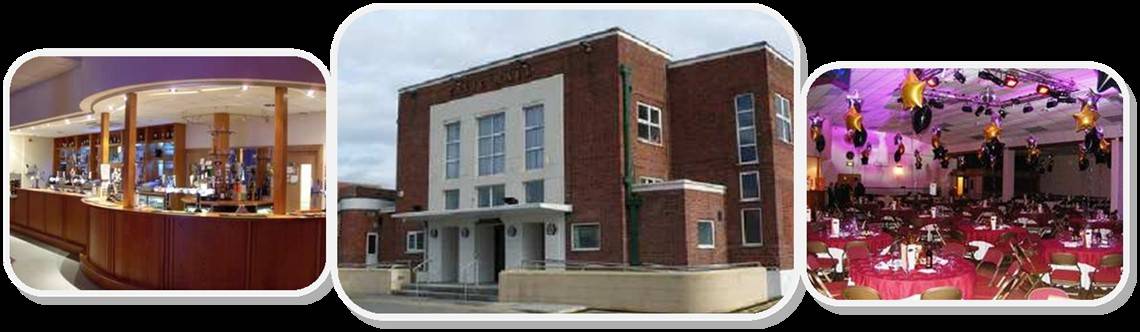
<box><xmin>848</xmin><ymin>256</ymin><xmax>977</xmax><ymax>300</ymax></box>
<box><xmin>957</xmin><ymin>223</ymin><xmax>1029</xmax><ymax>244</ymax></box>
<box><xmin>1038</xmin><ymin>239</ymin><xmax>1123</xmax><ymax>266</ymax></box>
<box><xmin>808</xmin><ymin>231</ymin><xmax>894</xmax><ymax>251</ymax></box>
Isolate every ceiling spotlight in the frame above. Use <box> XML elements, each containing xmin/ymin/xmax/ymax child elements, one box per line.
<box><xmin>953</xmin><ymin>70</ymin><xmax>967</xmax><ymax>84</ymax></box>
<box><xmin>1036</xmin><ymin>84</ymin><xmax>1051</xmax><ymax>95</ymax></box>
<box><xmin>1023</xmin><ymin>105</ymin><xmax>1035</xmax><ymax>113</ymax></box>
<box><xmin>1003</xmin><ymin>74</ymin><xmax>1019</xmax><ymax>88</ymax></box>
<box><xmin>306</xmin><ymin>89</ymin><xmax>316</xmax><ymax>98</ymax></box>
<box><xmin>978</xmin><ymin>71</ymin><xmax>1003</xmax><ymax>86</ymax></box>
<box><xmin>974</xmin><ymin>108</ymin><xmax>983</xmax><ymax>117</ymax></box>
<box><xmin>984</xmin><ymin>107</ymin><xmax>994</xmax><ymax>116</ymax></box>
<box><xmin>926</xmin><ymin>77</ymin><xmax>940</xmax><ymax>87</ymax></box>
<box><xmin>929</xmin><ymin>99</ymin><xmax>944</xmax><ymax>109</ymax></box>
<box><xmin>1046</xmin><ymin>99</ymin><xmax>1059</xmax><ymax>108</ymax></box>
<box><xmin>962</xmin><ymin>105</ymin><xmax>974</xmax><ymax>113</ymax></box>
<box><xmin>1057</xmin><ymin>95</ymin><xmax>1077</xmax><ymax>104</ymax></box>
<box><xmin>998</xmin><ymin>109</ymin><xmax>1008</xmax><ymax>118</ymax></box>
<box><xmin>241</xmin><ymin>84</ymin><xmax>249</xmax><ymax>91</ymax></box>
<box><xmin>169</xmin><ymin>88</ymin><xmax>177</xmax><ymax>93</ymax></box>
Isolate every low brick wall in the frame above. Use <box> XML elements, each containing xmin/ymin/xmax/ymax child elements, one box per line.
<box><xmin>498</xmin><ymin>267</ymin><xmax>768</xmax><ymax>312</ymax></box>
<box><xmin>338</xmin><ymin>268</ymin><xmax>412</xmax><ymax>295</ymax></box>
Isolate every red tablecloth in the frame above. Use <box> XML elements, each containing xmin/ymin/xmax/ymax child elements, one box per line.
<box><xmin>957</xmin><ymin>223</ymin><xmax>1029</xmax><ymax>244</ymax></box>
<box><xmin>808</xmin><ymin>231</ymin><xmax>894</xmax><ymax>251</ymax></box>
<box><xmin>912</xmin><ymin>216</ymin><xmax>954</xmax><ymax>227</ymax></box>
<box><xmin>1011</xmin><ymin>212</ymin><xmax>1050</xmax><ymax>225</ymax></box>
<box><xmin>1038</xmin><ymin>239</ymin><xmax>1123</xmax><ymax>266</ymax></box>
<box><xmin>877</xmin><ymin>209</ymin><xmax>916</xmax><ymax>221</ymax></box>
<box><xmin>966</xmin><ymin>206</ymin><xmax>1001</xmax><ymax>217</ymax></box>
<box><xmin>848</xmin><ymin>256</ymin><xmax>977</xmax><ymax>300</ymax></box>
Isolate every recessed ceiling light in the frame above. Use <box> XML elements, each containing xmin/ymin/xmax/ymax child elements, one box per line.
<box><xmin>306</xmin><ymin>89</ymin><xmax>315</xmax><ymax>98</ymax></box>
<box><xmin>241</xmin><ymin>84</ymin><xmax>249</xmax><ymax>91</ymax></box>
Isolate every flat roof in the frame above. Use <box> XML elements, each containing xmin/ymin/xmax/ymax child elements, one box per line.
<box><xmin>392</xmin><ymin>203</ymin><xmax>573</xmax><ymax>222</ymax></box>
<box><xmin>667</xmin><ymin>42</ymin><xmax>793</xmax><ymax>69</ymax></box>
<box><xmin>398</xmin><ymin>27</ymin><xmax>671</xmax><ymax>94</ymax></box>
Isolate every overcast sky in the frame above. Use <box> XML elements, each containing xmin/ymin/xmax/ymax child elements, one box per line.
<box><xmin>337</xmin><ymin>10</ymin><xmax>795</xmax><ymax>188</ymax></box>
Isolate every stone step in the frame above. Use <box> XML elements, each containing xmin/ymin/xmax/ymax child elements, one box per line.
<box><xmin>393</xmin><ymin>288</ymin><xmax>499</xmax><ymax>302</ymax></box>
<box><xmin>402</xmin><ymin>283</ymin><xmax>499</xmax><ymax>295</ymax></box>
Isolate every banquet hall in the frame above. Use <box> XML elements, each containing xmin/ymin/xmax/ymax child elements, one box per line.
<box><xmin>804</xmin><ymin>68</ymin><xmax>1126</xmax><ymax>300</ymax></box>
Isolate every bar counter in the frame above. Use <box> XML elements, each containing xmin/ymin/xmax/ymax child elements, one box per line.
<box><xmin>10</xmin><ymin>187</ymin><xmax>325</xmax><ymax>290</ymax></box>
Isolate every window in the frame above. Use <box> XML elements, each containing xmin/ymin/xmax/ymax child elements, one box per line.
<box><xmin>366</xmin><ymin>232</ymin><xmax>378</xmax><ymax>255</ymax></box>
<box><xmin>636</xmin><ymin>103</ymin><xmax>663</xmax><ymax>144</ymax></box>
<box><xmin>774</xmin><ymin>94</ymin><xmax>792</xmax><ymax>144</ymax></box>
<box><xmin>406</xmin><ymin>231</ymin><xmax>425</xmax><ymax>253</ymax></box>
<box><xmin>445</xmin><ymin>122</ymin><xmax>461</xmax><ymax>178</ymax></box>
<box><xmin>696</xmin><ymin>220</ymin><xmax>715</xmax><ymax>249</ymax></box>
<box><xmin>735</xmin><ymin>93</ymin><xmax>758</xmax><ymax>164</ymax></box>
<box><xmin>742</xmin><ymin>209</ymin><xmax>762</xmax><ymax>246</ymax></box>
<box><xmin>740</xmin><ymin>171</ymin><xmax>760</xmax><ymax>201</ymax></box>
<box><xmin>444</xmin><ymin>189</ymin><xmax>459</xmax><ymax>210</ymax></box>
<box><xmin>477</xmin><ymin>184</ymin><xmax>505</xmax><ymax>208</ymax></box>
<box><xmin>571</xmin><ymin>223</ymin><xmax>601</xmax><ymax>251</ymax></box>
<box><xmin>524</xmin><ymin>104</ymin><xmax>544</xmax><ymax>170</ymax></box>
<box><xmin>478</xmin><ymin>113</ymin><xmax>506</xmax><ymax>176</ymax></box>
<box><xmin>639</xmin><ymin>176</ymin><xmax>664</xmax><ymax>184</ymax></box>
<box><xmin>524</xmin><ymin>180</ymin><xmax>544</xmax><ymax>203</ymax></box>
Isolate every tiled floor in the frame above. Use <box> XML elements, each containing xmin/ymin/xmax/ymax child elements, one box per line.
<box><xmin>7</xmin><ymin>235</ymin><xmax>101</xmax><ymax>290</ymax></box>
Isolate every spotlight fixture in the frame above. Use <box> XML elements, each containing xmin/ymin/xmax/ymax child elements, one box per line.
<box><xmin>984</xmin><ymin>107</ymin><xmax>994</xmax><ymax>116</ymax></box>
<box><xmin>998</xmin><ymin>108</ymin><xmax>1008</xmax><ymax>118</ymax></box>
<box><xmin>1023</xmin><ymin>105</ymin><xmax>1035</xmax><ymax>113</ymax></box>
<box><xmin>953</xmin><ymin>70</ymin><xmax>967</xmax><ymax>84</ymax></box>
<box><xmin>962</xmin><ymin>105</ymin><xmax>974</xmax><ymax>113</ymax></box>
<box><xmin>1003</xmin><ymin>74</ymin><xmax>1019</xmax><ymax>88</ymax></box>
<box><xmin>1036</xmin><ymin>84</ymin><xmax>1051</xmax><ymax>95</ymax></box>
<box><xmin>926</xmin><ymin>77</ymin><xmax>940</xmax><ymax>87</ymax></box>
<box><xmin>1046</xmin><ymin>99</ymin><xmax>1059</xmax><ymax>108</ymax></box>
<box><xmin>974</xmin><ymin>108</ymin><xmax>983</xmax><ymax>117</ymax></box>
<box><xmin>929</xmin><ymin>99</ymin><xmax>945</xmax><ymax>109</ymax></box>
<box><xmin>978</xmin><ymin>71</ymin><xmax>1003</xmax><ymax>86</ymax></box>
<box><xmin>1057</xmin><ymin>95</ymin><xmax>1077</xmax><ymax>104</ymax></box>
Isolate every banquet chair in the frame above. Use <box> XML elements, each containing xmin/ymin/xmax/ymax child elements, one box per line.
<box><xmin>1027</xmin><ymin>287</ymin><xmax>1069</xmax><ymax>300</ymax></box>
<box><xmin>920</xmin><ymin>286</ymin><xmax>963</xmax><ymax>300</ymax></box>
<box><xmin>942</xmin><ymin>242</ymin><xmax>967</xmax><ymax>259</ymax></box>
<box><xmin>1099</xmin><ymin>254</ymin><xmax>1123</xmax><ymax>269</ymax></box>
<box><xmin>1000</xmin><ymin>232</ymin><xmax>1020</xmax><ymax>243</ymax></box>
<box><xmin>844</xmin><ymin>244</ymin><xmax>871</xmax><ymax>267</ymax></box>
<box><xmin>1088</xmin><ymin>254</ymin><xmax>1124</xmax><ymax>299</ymax></box>
<box><xmin>843</xmin><ymin>286</ymin><xmax>881</xmax><ymax>300</ymax></box>
<box><xmin>844</xmin><ymin>240</ymin><xmax>869</xmax><ymax>253</ymax></box>
<box><xmin>1048</xmin><ymin>252</ymin><xmax>1084</xmax><ymax>297</ymax></box>
<box><xmin>808</xmin><ymin>269</ymin><xmax>846</xmax><ymax>299</ymax></box>
<box><xmin>989</xmin><ymin>260</ymin><xmax>1022</xmax><ymax>300</ymax></box>
<box><xmin>976</xmin><ymin>249</ymin><xmax>1006</xmax><ymax>285</ymax></box>
<box><xmin>1010</xmin><ymin>243</ymin><xmax>1048</xmax><ymax>291</ymax></box>
<box><xmin>807</xmin><ymin>254</ymin><xmax>837</xmax><ymax>282</ymax></box>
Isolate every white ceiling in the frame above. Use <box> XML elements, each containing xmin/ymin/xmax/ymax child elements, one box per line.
<box><xmin>11</xmin><ymin>84</ymin><xmax>325</xmax><ymax>138</ymax></box>
<box><xmin>807</xmin><ymin>68</ymin><xmax>1124</xmax><ymax>152</ymax></box>
<box><xmin>10</xmin><ymin>57</ymin><xmax>78</xmax><ymax>91</ymax></box>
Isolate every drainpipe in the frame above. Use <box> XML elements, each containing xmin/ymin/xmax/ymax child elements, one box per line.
<box><xmin>620</xmin><ymin>64</ymin><xmax>642</xmax><ymax>266</ymax></box>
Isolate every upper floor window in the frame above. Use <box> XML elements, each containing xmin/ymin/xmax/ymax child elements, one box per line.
<box><xmin>774</xmin><ymin>94</ymin><xmax>792</xmax><ymax>144</ymax></box>
<box><xmin>477</xmin><ymin>184</ymin><xmax>506</xmax><ymax>208</ymax></box>
<box><xmin>477</xmin><ymin>113</ymin><xmax>506</xmax><ymax>176</ymax></box>
<box><xmin>444</xmin><ymin>189</ymin><xmax>459</xmax><ymax>210</ymax></box>
<box><xmin>735</xmin><ymin>94</ymin><xmax>758</xmax><ymax>164</ymax></box>
<box><xmin>639</xmin><ymin>176</ymin><xmax>664</xmax><ymax>184</ymax></box>
<box><xmin>524</xmin><ymin>179</ymin><xmax>544</xmax><ymax>203</ymax></box>
<box><xmin>740</xmin><ymin>171</ymin><xmax>760</xmax><ymax>201</ymax></box>
<box><xmin>445</xmin><ymin>122</ymin><xmax>461</xmax><ymax>179</ymax></box>
<box><xmin>636</xmin><ymin>103</ymin><xmax>663</xmax><ymax>145</ymax></box>
<box><xmin>524</xmin><ymin>104</ymin><xmax>545</xmax><ymax>170</ymax></box>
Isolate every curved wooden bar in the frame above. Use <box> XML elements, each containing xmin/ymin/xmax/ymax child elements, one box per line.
<box><xmin>10</xmin><ymin>188</ymin><xmax>89</xmax><ymax>254</ymax></box>
<box><xmin>81</xmin><ymin>199</ymin><xmax>325</xmax><ymax>290</ymax></box>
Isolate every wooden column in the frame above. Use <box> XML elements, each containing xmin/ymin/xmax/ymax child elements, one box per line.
<box><xmin>172</xmin><ymin>123</ymin><xmax>187</xmax><ymax>187</ymax></box>
<box><xmin>100</xmin><ymin>112</ymin><xmax>110</xmax><ymax>164</ymax></box>
<box><xmin>272</xmin><ymin>87</ymin><xmax>288</xmax><ymax>215</ymax></box>
<box><xmin>122</xmin><ymin>92</ymin><xmax>138</xmax><ymax>209</ymax></box>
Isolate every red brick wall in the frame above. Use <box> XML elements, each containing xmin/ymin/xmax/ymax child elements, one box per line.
<box><xmin>378</xmin><ymin>214</ymin><xmax>424</xmax><ymax>263</ymax></box>
<box><xmin>618</xmin><ymin>37</ymin><xmax>671</xmax><ymax>181</ymax></box>
<box><xmin>397</xmin><ymin>34</ymin><xmax>629</xmax><ymax>264</ymax></box>
<box><xmin>636</xmin><ymin>188</ymin><xmax>726</xmax><ymax>266</ymax></box>
<box><xmin>666</xmin><ymin>49</ymin><xmax>793</xmax><ymax>269</ymax></box>
<box><xmin>337</xmin><ymin>210</ymin><xmax>375</xmax><ymax>266</ymax></box>
<box><xmin>764</xmin><ymin>51</ymin><xmax>795</xmax><ymax>269</ymax></box>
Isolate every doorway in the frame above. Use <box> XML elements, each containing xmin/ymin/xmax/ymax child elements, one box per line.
<box><xmin>365</xmin><ymin>232</ymin><xmax>378</xmax><ymax>265</ymax></box>
<box><xmin>493</xmin><ymin>224</ymin><xmax>505</xmax><ymax>283</ymax></box>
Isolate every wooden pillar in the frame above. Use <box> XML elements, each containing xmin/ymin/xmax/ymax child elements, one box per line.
<box><xmin>272</xmin><ymin>87</ymin><xmax>288</xmax><ymax>215</ymax></box>
<box><xmin>122</xmin><ymin>92</ymin><xmax>138</xmax><ymax>209</ymax></box>
<box><xmin>172</xmin><ymin>123</ymin><xmax>187</xmax><ymax>187</ymax></box>
<box><xmin>100</xmin><ymin>112</ymin><xmax>110</xmax><ymax>164</ymax></box>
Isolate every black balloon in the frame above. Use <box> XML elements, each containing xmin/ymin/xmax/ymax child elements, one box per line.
<box><xmin>851</xmin><ymin>129</ymin><xmax>868</xmax><ymax>147</ymax></box>
<box><xmin>940</xmin><ymin>158</ymin><xmax>949</xmax><ymax>168</ymax></box>
<box><xmin>1084</xmin><ymin>129</ymin><xmax>1102</xmax><ymax>155</ymax></box>
<box><xmin>860</xmin><ymin>156</ymin><xmax>869</xmax><ymax>165</ymax></box>
<box><xmin>893</xmin><ymin>149</ymin><xmax>903</xmax><ymax>163</ymax></box>
<box><xmin>1079</xmin><ymin>157</ymin><xmax>1090</xmax><ymax>171</ymax></box>
<box><xmin>815</xmin><ymin>136</ymin><xmax>826</xmax><ymax>153</ymax></box>
<box><xmin>846</xmin><ymin>151</ymin><xmax>855</xmax><ymax>160</ymax></box>
<box><xmin>911</xmin><ymin>105</ymin><xmax>932</xmax><ymax>134</ymax></box>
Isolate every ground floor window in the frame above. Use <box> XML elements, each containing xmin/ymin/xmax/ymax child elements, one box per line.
<box><xmin>741</xmin><ymin>208</ymin><xmax>762</xmax><ymax>246</ymax></box>
<box><xmin>366</xmin><ymin>232</ymin><xmax>378</xmax><ymax>255</ymax></box>
<box><xmin>406</xmin><ymin>230</ymin><xmax>425</xmax><ymax>253</ymax></box>
<box><xmin>696</xmin><ymin>220</ymin><xmax>715</xmax><ymax>249</ymax></box>
<box><xmin>571</xmin><ymin>223</ymin><xmax>601</xmax><ymax>251</ymax></box>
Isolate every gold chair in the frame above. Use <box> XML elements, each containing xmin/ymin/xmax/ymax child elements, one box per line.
<box><xmin>842</xmin><ymin>286</ymin><xmax>881</xmax><ymax>300</ymax></box>
<box><xmin>1089</xmin><ymin>254</ymin><xmax>1123</xmax><ymax>299</ymax></box>
<box><xmin>1048</xmin><ymin>252</ymin><xmax>1083</xmax><ymax>297</ymax></box>
<box><xmin>920</xmin><ymin>286</ymin><xmax>963</xmax><ymax>300</ymax></box>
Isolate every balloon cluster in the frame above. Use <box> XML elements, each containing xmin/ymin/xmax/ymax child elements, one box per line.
<box><xmin>1074</xmin><ymin>91</ymin><xmax>1111</xmax><ymax>169</ymax></box>
<box><xmin>809</xmin><ymin>113</ymin><xmax>826</xmax><ymax>153</ymax></box>
<box><xmin>844</xmin><ymin>93</ymin><xmax>868</xmax><ymax>147</ymax></box>
<box><xmin>860</xmin><ymin>144</ymin><xmax>872</xmax><ymax>165</ymax></box>
<box><xmin>901</xmin><ymin>69</ymin><xmax>933</xmax><ymax>134</ymax></box>
<box><xmin>977</xmin><ymin>115</ymin><xmax>1004</xmax><ymax>169</ymax></box>
<box><xmin>1037</xmin><ymin>153</ymin><xmax>1055</xmax><ymax>174</ymax></box>
<box><xmin>1025</xmin><ymin>136</ymin><xmax>1041</xmax><ymax>166</ymax></box>
<box><xmin>914</xmin><ymin>149</ymin><xmax>923</xmax><ymax>170</ymax></box>
<box><xmin>893</xmin><ymin>133</ymin><xmax>905</xmax><ymax>163</ymax></box>
<box><xmin>930</xmin><ymin>127</ymin><xmax>950</xmax><ymax>168</ymax></box>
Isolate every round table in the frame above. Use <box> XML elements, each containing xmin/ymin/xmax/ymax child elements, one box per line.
<box><xmin>808</xmin><ymin>231</ymin><xmax>894</xmax><ymax>251</ymax></box>
<box><xmin>1011</xmin><ymin>212</ymin><xmax>1050</xmax><ymax>225</ymax></box>
<box><xmin>1038</xmin><ymin>239</ymin><xmax>1123</xmax><ymax>266</ymax></box>
<box><xmin>957</xmin><ymin>223</ymin><xmax>1029</xmax><ymax>244</ymax></box>
<box><xmin>966</xmin><ymin>206</ymin><xmax>1001</xmax><ymax>217</ymax></box>
<box><xmin>912</xmin><ymin>215</ymin><xmax>955</xmax><ymax>227</ymax></box>
<box><xmin>877</xmin><ymin>208</ymin><xmax>916</xmax><ymax>222</ymax></box>
<box><xmin>848</xmin><ymin>256</ymin><xmax>977</xmax><ymax>300</ymax></box>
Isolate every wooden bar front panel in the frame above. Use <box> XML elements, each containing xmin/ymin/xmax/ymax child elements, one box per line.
<box><xmin>27</xmin><ymin>190</ymin><xmax>46</xmax><ymax>231</ymax></box>
<box><xmin>43</xmin><ymin>193</ymin><xmax>65</xmax><ymax>237</ymax></box>
<box><xmin>87</xmin><ymin>206</ymin><xmax>114</xmax><ymax>272</ymax></box>
<box><xmin>10</xmin><ymin>190</ymin><xmax>29</xmax><ymax>226</ymax></box>
<box><xmin>248</xmin><ymin>219</ymin><xmax>324</xmax><ymax>290</ymax></box>
<box><xmin>112</xmin><ymin>211</ymin><xmax>166</xmax><ymax>289</ymax></box>
<box><xmin>168</xmin><ymin>217</ymin><xmax>250</xmax><ymax>289</ymax></box>
<box><xmin>63</xmin><ymin>196</ymin><xmax>89</xmax><ymax>246</ymax></box>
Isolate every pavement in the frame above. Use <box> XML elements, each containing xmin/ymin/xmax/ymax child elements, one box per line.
<box><xmin>349</xmin><ymin>293</ymin><xmax>588</xmax><ymax>313</ymax></box>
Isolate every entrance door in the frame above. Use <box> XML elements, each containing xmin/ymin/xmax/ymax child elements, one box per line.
<box><xmin>286</xmin><ymin>148</ymin><xmax>322</xmax><ymax>212</ymax></box>
<box><xmin>493</xmin><ymin>224</ymin><xmax>505</xmax><ymax>282</ymax></box>
<box><xmin>365</xmin><ymin>232</ymin><xmax>379</xmax><ymax>265</ymax></box>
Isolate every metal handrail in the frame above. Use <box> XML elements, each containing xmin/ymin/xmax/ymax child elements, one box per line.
<box><xmin>519</xmin><ymin>259</ymin><xmax>763</xmax><ymax>272</ymax></box>
<box><xmin>411</xmin><ymin>258</ymin><xmax>432</xmax><ymax>299</ymax></box>
<box><xmin>459</xmin><ymin>257</ymin><xmax>479</xmax><ymax>302</ymax></box>
<box><xmin>337</xmin><ymin>260</ymin><xmax>418</xmax><ymax>270</ymax></box>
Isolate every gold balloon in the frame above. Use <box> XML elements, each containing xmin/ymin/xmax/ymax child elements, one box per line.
<box><xmin>810</xmin><ymin>126</ymin><xmax>821</xmax><ymax>140</ymax></box>
<box><xmin>1073</xmin><ymin>102</ymin><xmax>1100</xmax><ymax>132</ymax></box>
<box><xmin>900</xmin><ymin>70</ymin><xmax>926</xmax><ymax>110</ymax></box>
<box><xmin>1100</xmin><ymin>138</ymin><xmax>1111</xmax><ymax>152</ymax></box>
<box><xmin>983</xmin><ymin>122</ymin><xmax>1001</xmax><ymax>140</ymax></box>
<box><xmin>844</xmin><ymin>104</ymin><xmax>864</xmax><ymax>132</ymax></box>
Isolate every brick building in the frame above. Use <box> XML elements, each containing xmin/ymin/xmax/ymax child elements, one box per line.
<box><xmin>391</xmin><ymin>28</ymin><xmax>793</xmax><ymax>284</ymax></box>
<box><xmin>337</xmin><ymin>182</ymin><xmax>421</xmax><ymax>266</ymax></box>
